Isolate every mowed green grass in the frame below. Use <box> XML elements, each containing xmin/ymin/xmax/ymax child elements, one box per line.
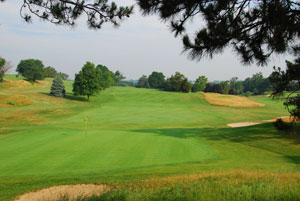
<box><xmin>0</xmin><ymin>76</ymin><xmax>299</xmax><ymax>200</ymax></box>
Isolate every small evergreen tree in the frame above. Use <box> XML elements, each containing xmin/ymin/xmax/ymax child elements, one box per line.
<box><xmin>50</xmin><ymin>76</ymin><xmax>66</xmax><ymax>97</ymax></box>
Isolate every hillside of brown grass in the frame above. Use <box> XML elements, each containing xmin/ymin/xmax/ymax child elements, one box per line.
<box><xmin>202</xmin><ymin>92</ymin><xmax>265</xmax><ymax>107</ymax></box>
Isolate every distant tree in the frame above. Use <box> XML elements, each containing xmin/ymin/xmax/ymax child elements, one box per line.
<box><xmin>114</xmin><ymin>71</ymin><xmax>126</xmax><ymax>86</ymax></box>
<box><xmin>73</xmin><ymin>62</ymin><xmax>101</xmax><ymax>101</ymax></box>
<box><xmin>7</xmin><ymin>1</ymin><xmax>299</xmax><ymax>66</ymax></box>
<box><xmin>205</xmin><ymin>83</ymin><xmax>222</xmax><ymax>94</ymax></box>
<box><xmin>164</xmin><ymin>72</ymin><xmax>191</xmax><ymax>93</ymax></box>
<box><xmin>229</xmin><ymin>77</ymin><xmax>243</xmax><ymax>95</ymax></box>
<box><xmin>4</xmin><ymin>0</ymin><xmax>300</xmax><ymax>108</ymax></box>
<box><xmin>16</xmin><ymin>59</ymin><xmax>45</xmax><ymax>82</ymax></box>
<box><xmin>220</xmin><ymin>81</ymin><xmax>230</xmax><ymax>94</ymax></box>
<box><xmin>243</xmin><ymin>73</ymin><xmax>270</xmax><ymax>95</ymax></box>
<box><xmin>50</xmin><ymin>75</ymin><xmax>66</xmax><ymax>97</ymax></box>
<box><xmin>96</xmin><ymin>64</ymin><xmax>116</xmax><ymax>89</ymax></box>
<box><xmin>148</xmin><ymin>71</ymin><xmax>165</xmax><ymax>89</ymax></box>
<box><xmin>0</xmin><ymin>57</ymin><xmax>6</xmax><ymax>82</ymax></box>
<box><xmin>44</xmin><ymin>66</ymin><xmax>57</xmax><ymax>78</ymax></box>
<box><xmin>58</xmin><ymin>72</ymin><xmax>69</xmax><ymax>80</ymax></box>
<box><xmin>192</xmin><ymin>76</ymin><xmax>207</xmax><ymax>92</ymax></box>
<box><xmin>136</xmin><ymin>75</ymin><xmax>149</xmax><ymax>88</ymax></box>
<box><xmin>181</xmin><ymin>78</ymin><xmax>192</xmax><ymax>93</ymax></box>
<box><xmin>120</xmin><ymin>80</ymin><xmax>136</xmax><ymax>87</ymax></box>
<box><xmin>0</xmin><ymin>58</ymin><xmax>13</xmax><ymax>82</ymax></box>
<box><xmin>97</xmin><ymin>64</ymin><xmax>110</xmax><ymax>73</ymax></box>
<box><xmin>269</xmin><ymin>58</ymin><xmax>300</xmax><ymax>123</ymax></box>
<box><xmin>165</xmin><ymin>72</ymin><xmax>186</xmax><ymax>92</ymax></box>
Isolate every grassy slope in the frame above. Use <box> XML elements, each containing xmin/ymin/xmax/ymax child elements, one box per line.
<box><xmin>0</xmin><ymin>75</ymin><xmax>299</xmax><ymax>200</ymax></box>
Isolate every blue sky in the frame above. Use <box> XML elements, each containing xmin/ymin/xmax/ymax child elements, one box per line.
<box><xmin>0</xmin><ymin>0</ymin><xmax>292</xmax><ymax>80</ymax></box>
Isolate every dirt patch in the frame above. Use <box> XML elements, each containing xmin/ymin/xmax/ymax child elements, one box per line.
<box><xmin>0</xmin><ymin>94</ymin><xmax>34</xmax><ymax>108</ymax></box>
<box><xmin>15</xmin><ymin>184</ymin><xmax>110</xmax><ymax>201</ymax></box>
<box><xmin>202</xmin><ymin>92</ymin><xmax>265</xmax><ymax>107</ymax></box>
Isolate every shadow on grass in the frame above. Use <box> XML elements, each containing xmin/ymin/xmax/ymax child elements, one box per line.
<box><xmin>132</xmin><ymin>123</ymin><xmax>299</xmax><ymax>165</ymax></box>
<box><xmin>132</xmin><ymin>123</ymin><xmax>285</xmax><ymax>142</ymax></box>
<box><xmin>285</xmin><ymin>156</ymin><xmax>300</xmax><ymax>164</ymax></box>
<box><xmin>39</xmin><ymin>92</ymin><xmax>87</xmax><ymax>101</ymax></box>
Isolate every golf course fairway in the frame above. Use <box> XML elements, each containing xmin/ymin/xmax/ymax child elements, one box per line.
<box><xmin>0</xmin><ymin>76</ymin><xmax>299</xmax><ymax>201</ymax></box>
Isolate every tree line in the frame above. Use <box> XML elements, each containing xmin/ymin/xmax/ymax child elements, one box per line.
<box><xmin>15</xmin><ymin>59</ymin><xmax>69</xmax><ymax>82</ymax></box>
<box><xmin>135</xmin><ymin>71</ymin><xmax>273</xmax><ymax>96</ymax></box>
<box><xmin>0</xmin><ymin>58</ymin><xmax>126</xmax><ymax>101</ymax></box>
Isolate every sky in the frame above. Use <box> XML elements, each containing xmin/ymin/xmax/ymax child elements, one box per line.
<box><xmin>0</xmin><ymin>0</ymin><xmax>292</xmax><ymax>81</ymax></box>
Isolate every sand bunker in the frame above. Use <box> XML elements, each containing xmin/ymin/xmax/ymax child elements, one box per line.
<box><xmin>0</xmin><ymin>94</ymin><xmax>34</xmax><ymax>107</ymax></box>
<box><xmin>228</xmin><ymin>116</ymin><xmax>292</xmax><ymax>128</ymax></box>
<box><xmin>15</xmin><ymin>184</ymin><xmax>109</xmax><ymax>201</ymax></box>
<box><xmin>228</xmin><ymin>122</ymin><xmax>263</xmax><ymax>128</ymax></box>
<box><xmin>202</xmin><ymin>92</ymin><xmax>265</xmax><ymax>107</ymax></box>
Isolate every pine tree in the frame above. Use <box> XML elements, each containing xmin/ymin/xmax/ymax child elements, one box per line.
<box><xmin>50</xmin><ymin>75</ymin><xmax>66</xmax><ymax>97</ymax></box>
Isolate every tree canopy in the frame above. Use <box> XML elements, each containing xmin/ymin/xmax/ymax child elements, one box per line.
<box><xmin>0</xmin><ymin>57</ymin><xmax>6</xmax><ymax>82</ymax></box>
<box><xmin>192</xmin><ymin>76</ymin><xmax>207</xmax><ymax>92</ymax></box>
<box><xmin>16</xmin><ymin>59</ymin><xmax>45</xmax><ymax>82</ymax></box>
<box><xmin>0</xmin><ymin>0</ymin><xmax>134</xmax><ymax>29</ymax></box>
<box><xmin>136</xmin><ymin>75</ymin><xmax>149</xmax><ymax>88</ymax></box>
<box><xmin>114</xmin><ymin>71</ymin><xmax>126</xmax><ymax>86</ymax></box>
<box><xmin>58</xmin><ymin>72</ymin><xmax>69</xmax><ymax>80</ymax></box>
<box><xmin>165</xmin><ymin>72</ymin><xmax>191</xmax><ymax>93</ymax></box>
<box><xmin>269</xmin><ymin>58</ymin><xmax>300</xmax><ymax>122</ymax></box>
<box><xmin>2</xmin><ymin>0</ymin><xmax>299</xmax><ymax>64</ymax></box>
<box><xmin>137</xmin><ymin>0</ymin><xmax>300</xmax><ymax>65</ymax></box>
<box><xmin>73</xmin><ymin>62</ymin><xmax>101</xmax><ymax>100</ymax></box>
<box><xmin>148</xmin><ymin>71</ymin><xmax>165</xmax><ymax>89</ymax></box>
<box><xmin>0</xmin><ymin>57</ymin><xmax>12</xmax><ymax>83</ymax></box>
<box><xmin>44</xmin><ymin>66</ymin><xmax>58</xmax><ymax>78</ymax></box>
<box><xmin>96</xmin><ymin>64</ymin><xmax>116</xmax><ymax>89</ymax></box>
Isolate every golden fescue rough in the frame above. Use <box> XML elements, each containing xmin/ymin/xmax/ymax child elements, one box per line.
<box><xmin>14</xmin><ymin>184</ymin><xmax>110</xmax><ymax>201</ymax></box>
<box><xmin>122</xmin><ymin>170</ymin><xmax>300</xmax><ymax>190</ymax></box>
<box><xmin>0</xmin><ymin>79</ymin><xmax>51</xmax><ymax>90</ymax></box>
<box><xmin>0</xmin><ymin>94</ymin><xmax>34</xmax><ymax>108</ymax></box>
<box><xmin>202</xmin><ymin>92</ymin><xmax>265</xmax><ymax>107</ymax></box>
<box><xmin>0</xmin><ymin>109</ymin><xmax>49</xmax><ymax>126</ymax></box>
